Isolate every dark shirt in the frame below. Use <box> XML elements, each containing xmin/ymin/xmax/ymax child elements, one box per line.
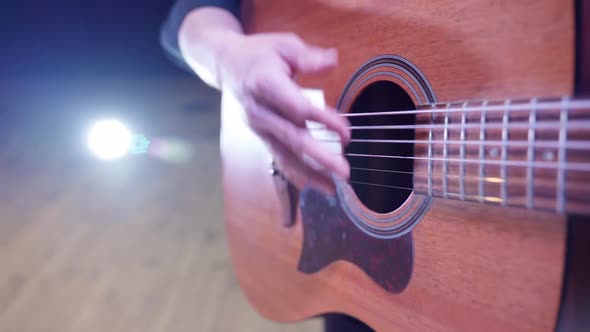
<box><xmin>160</xmin><ymin>0</ymin><xmax>242</xmax><ymax>71</ymax></box>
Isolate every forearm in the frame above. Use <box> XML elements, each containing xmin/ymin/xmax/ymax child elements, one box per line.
<box><xmin>178</xmin><ymin>7</ymin><xmax>244</xmax><ymax>89</ymax></box>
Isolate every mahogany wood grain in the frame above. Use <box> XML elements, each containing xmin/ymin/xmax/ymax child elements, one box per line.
<box><xmin>222</xmin><ymin>99</ymin><xmax>566</xmax><ymax>332</ymax></box>
<box><xmin>242</xmin><ymin>0</ymin><xmax>574</xmax><ymax>106</ymax></box>
<box><xmin>222</xmin><ymin>125</ymin><xmax>566</xmax><ymax>331</ymax></box>
<box><xmin>222</xmin><ymin>1</ymin><xmax>578</xmax><ymax>331</ymax></box>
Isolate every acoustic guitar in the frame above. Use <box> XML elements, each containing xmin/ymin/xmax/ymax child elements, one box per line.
<box><xmin>220</xmin><ymin>1</ymin><xmax>590</xmax><ymax>331</ymax></box>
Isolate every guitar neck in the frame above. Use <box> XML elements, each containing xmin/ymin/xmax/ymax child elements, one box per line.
<box><xmin>412</xmin><ymin>98</ymin><xmax>590</xmax><ymax>215</ymax></box>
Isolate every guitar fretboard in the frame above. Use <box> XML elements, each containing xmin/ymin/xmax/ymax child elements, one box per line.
<box><xmin>411</xmin><ymin>98</ymin><xmax>590</xmax><ymax>215</ymax></box>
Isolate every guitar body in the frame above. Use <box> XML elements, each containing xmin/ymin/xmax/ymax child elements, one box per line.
<box><xmin>221</xmin><ymin>1</ymin><xmax>589</xmax><ymax>331</ymax></box>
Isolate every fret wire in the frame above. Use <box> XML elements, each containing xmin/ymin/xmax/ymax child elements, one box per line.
<box><xmin>501</xmin><ymin>100</ymin><xmax>510</xmax><ymax>206</ymax></box>
<box><xmin>427</xmin><ymin>105</ymin><xmax>435</xmax><ymax>196</ymax></box>
<box><xmin>443</xmin><ymin>104</ymin><xmax>450</xmax><ymax>198</ymax></box>
<box><xmin>460</xmin><ymin>102</ymin><xmax>467</xmax><ymax>200</ymax></box>
<box><xmin>556</xmin><ymin>98</ymin><xmax>569</xmax><ymax>212</ymax></box>
<box><xmin>526</xmin><ymin>98</ymin><xmax>537</xmax><ymax>209</ymax></box>
<box><xmin>478</xmin><ymin>101</ymin><xmax>488</xmax><ymax>202</ymax></box>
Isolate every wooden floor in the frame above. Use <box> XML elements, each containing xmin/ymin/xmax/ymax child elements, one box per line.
<box><xmin>0</xmin><ymin>78</ymin><xmax>321</xmax><ymax>332</ymax></box>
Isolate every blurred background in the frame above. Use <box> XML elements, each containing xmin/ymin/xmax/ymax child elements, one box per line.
<box><xmin>0</xmin><ymin>1</ymin><xmax>319</xmax><ymax>331</ymax></box>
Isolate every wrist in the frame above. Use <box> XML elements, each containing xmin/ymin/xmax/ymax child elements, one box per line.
<box><xmin>215</xmin><ymin>32</ymin><xmax>246</xmax><ymax>88</ymax></box>
<box><xmin>178</xmin><ymin>7</ymin><xmax>244</xmax><ymax>89</ymax></box>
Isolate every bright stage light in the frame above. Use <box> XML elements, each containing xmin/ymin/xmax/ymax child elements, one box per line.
<box><xmin>87</xmin><ymin>119</ymin><xmax>132</xmax><ymax>160</ymax></box>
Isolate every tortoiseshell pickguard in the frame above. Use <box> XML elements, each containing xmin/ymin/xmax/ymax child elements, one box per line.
<box><xmin>298</xmin><ymin>189</ymin><xmax>413</xmax><ymax>293</ymax></box>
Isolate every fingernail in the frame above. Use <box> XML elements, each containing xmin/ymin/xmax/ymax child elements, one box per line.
<box><xmin>326</xmin><ymin>48</ymin><xmax>338</xmax><ymax>59</ymax></box>
<box><xmin>344</xmin><ymin>130</ymin><xmax>351</xmax><ymax>145</ymax></box>
<box><xmin>320</xmin><ymin>48</ymin><xmax>337</xmax><ymax>64</ymax></box>
<box><xmin>339</xmin><ymin>160</ymin><xmax>351</xmax><ymax>180</ymax></box>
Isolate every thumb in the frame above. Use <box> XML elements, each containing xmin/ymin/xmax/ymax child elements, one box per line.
<box><xmin>277</xmin><ymin>37</ymin><xmax>338</xmax><ymax>74</ymax></box>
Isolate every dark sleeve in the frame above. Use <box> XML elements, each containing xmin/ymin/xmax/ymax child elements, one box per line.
<box><xmin>160</xmin><ymin>0</ymin><xmax>242</xmax><ymax>71</ymax></box>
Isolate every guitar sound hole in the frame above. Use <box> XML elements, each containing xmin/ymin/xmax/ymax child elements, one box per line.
<box><xmin>345</xmin><ymin>81</ymin><xmax>416</xmax><ymax>213</ymax></box>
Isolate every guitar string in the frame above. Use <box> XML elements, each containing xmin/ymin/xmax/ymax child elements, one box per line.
<box><xmin>307</xmin><ymin>102</ymin><xmax>589</xmax><ymax>188</ymax></box>
<box><xmin>308</xmin><ymin>120</ymin><xmax>590</xmax><ymax>131</ymax></box>
<box><xmin>347</xmin><ymin>167</ymin><xmax>587</xmax><ymax>193</ymax></box>
<box><xmin>348</xmin><ymin>180</ymin><xmax>509</xmax><ymax>203</ymax></box>
<box><xmin>316</xmin><ymin>138</ymin><xmax>590</xmax><ymax>150</ymax></box>
<box><xmin>340</xmin><ymin>158</ymin><xmax>587</xmax><ymax>197</ymax></box>
<box><xmin>348</xmin><ymin>180</ymin><xmax>413</xmax><ymax>191</ymax></box>
<box><xmin>349</xmin><ymin>167</ymin><xmax>543</xmax><ymax>182</ymax></box>
<box><xmin>335</xmin><ymin>99</ymin><xmax>590</xmax><ymax>117</ymax></box>
<box><xmin>337</xmin><ymin>153</ymin><xmax>590</xmax><ymax>171</ymax></box>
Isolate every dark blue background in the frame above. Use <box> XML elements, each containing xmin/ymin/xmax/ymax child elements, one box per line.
<box><xmin>0</xmin><ymin>1</ymin><xmax>214</xmax><ymax>160</ymax></box>
<box><xmin>1</xmin><ymin>0</ymin><xmax>185</xmax><ymax>79</ymax></box>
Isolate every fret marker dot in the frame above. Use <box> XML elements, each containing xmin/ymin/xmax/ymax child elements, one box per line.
<box><xmin>489</xmin><ymin>148</ymin><xmax>500</xmax><ymax>158</ymax></box>
<box><xmin>543</xmin><ymin>150</ymin><xmax>555</xmax><ymax>161</ymax></box>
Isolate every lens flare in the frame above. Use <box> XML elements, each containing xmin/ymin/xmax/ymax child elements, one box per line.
<box><xmin>149</xmin><ymin>138</ymin><xmax>193</xmax><ymax>164</ymax></box>
<box><xmin>87</xmin><ymin>119</ymin><xmax>132</xmax><ymax>160</ymax></box>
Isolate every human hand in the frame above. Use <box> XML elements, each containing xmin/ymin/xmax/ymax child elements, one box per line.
<box><xmin>217</xmin><ymin>32</ymin><xmax>350</xmax><ymax>195</ymax></box>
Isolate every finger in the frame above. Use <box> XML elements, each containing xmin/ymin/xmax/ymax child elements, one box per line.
<box><xmin>298</xmin><ymin>130</ymin><xmax>350</xmax><ymax>180</ymax></box>
<box><xmin>263</xmin><ymin>134</ymin><xmax>335</xmax><ymax>195</ymax></box>
<box><xmin>251</xmin><ymin>74</ymin><xmax>350</xmax><ymax>143</ymax></box>
<box><xmin>254</xmin><ymin>76</ymin><xmax>350</xmax><ymax>143</ymax></box>
<box><xmin>300</xmin><ymin>45</ymin><xmax>338</xmax><ymax>73</ymax></box>
<box><xmin>274</xmin><ymin>34</ymin><xmax>338</xmax><ymax>74</ymax></box>
<box><xmin>307</xmin><ymin>105</ymin><xmax>351</xmax><ymax>144</ymax></box>
<box><xmin>250</xmin><ymin>71</ymin><xmax>311</xmax><ymax>127</ymax></box>
<box><xmin>247</xmin><ymin>102</ymin><xmax>350</xmax><ymax>179</ymax></box>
